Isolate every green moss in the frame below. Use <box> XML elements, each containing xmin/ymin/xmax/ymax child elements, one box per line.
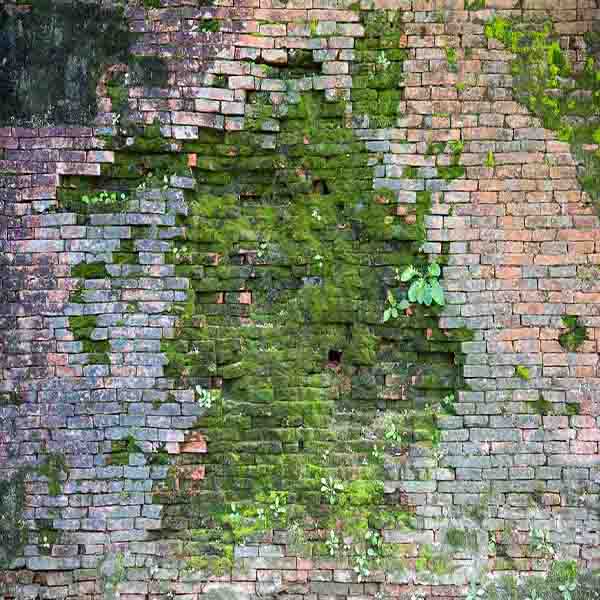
<box><xmin>58</xmin><ymin>7</ymin><xmax>474</xmax><ymax>582</ymax></box>
<box><xmin>71</xmin><ymin>262</ymin><xmax>108</xmax><ymax>279</ymax></box>
<box><xmin>446</xmin><ymin>527</ymin><xmax>479</xmax><ymax>551</ymax></box>
<box><xmin>485</xmin><ymin>15</ymin><xmax>600</xmax><ymax>205</ymax></box>
<box><xmin>532</xmin><ymin>394</ymin><xmax>553</xmax><ymax>416</ymax></box>
<box><xmin>109</xmin><ymin>435</ymin><xmax>143</xmax><ymax>466</ymax></box>
<box><xmin>37</xmin><ymin>454</ymin><xmax>68</xmax><ymax>496</ymax></box>
<box><xmin>559</xmin><ymin>315</ymin><xmax>587</xmax><ymax>351</ymax></box>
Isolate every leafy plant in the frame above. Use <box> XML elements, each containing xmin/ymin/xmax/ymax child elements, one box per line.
<box><xmin>559</xmin><ymin>316</ymin><xmax>587</xmax><ymax>351</ymax></box>
<box><xmin>529</xmin><ymin>527</ymin><xmax>555</xmax><ymax>558</ymax></box>
<box><xmin>446</xmin><ymin>47</ymin><xmax>458</xmax><ymax>72</ymax></box>
<box><xmin>320</xmin><ymin>477</ymin><xmax>344</xmax><ymax>505</ymax></box>
<box><xmin>383</xmin><ymin>289</ymin><xmax>408</xmax><ymax>322</ymax></box>
<box><xmin>325</xmin><ymin>529</ymin><xmax>341</xmax><ymax>557</ymax></box>
<box><xmin>81</xmin><ymin>190</ymin><xmax>126</xmax><ymax>206</ymax></box>
<box><xmin>447</xmin><ymin>140</ymin><xmax>464</xmax><ymax>155</ymax></box>
<box><xmin>465</xmin><ymin>579</ymin><xmax>486</xmax><ymax>600</ymax></box>
<box><xmin>268</xmin><ymin>491</ymin><xmax>287</xmax><ymax>521</ymax></box>
<box><xmin>195</xmin><ymin>385</ymin><xmax>220</xmax><ymax>409</ymax></box>
<box><xmin>559</xmin><ymin>582</ymin><xmax>576</xmax><ymax>600</ymax></box>
<box><xmin>384</xmin><ymin>419</ymin><xmax>404</xmax><ymax>444</ymax></box>
<box><xmin>515</xmin><ymin>365</ymin><xmax>531</xmax><ymax>380</ymax></box>
<box><xmin>485</xmin><ymin>150</ymin><xmax>496</xmax><ymax>168</ymax></box>
<box><xmin>440</xmin><ymin>392</ymin><xmax>456</xmax><ymax>414</ymax></box>
<box><xmin>399</xmin><ymin>262</ymin><xmax>445</xmax><ymax>307</ymax></box>
<box><xmin>172</xmin><ymin>245</ymin><xmax>194</xmax><ymax>264</ymax></box>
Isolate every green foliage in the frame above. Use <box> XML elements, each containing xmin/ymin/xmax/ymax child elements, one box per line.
<box><xmin>446</xmin><ymin>47</ymin><xmax>458</xmax><ymax>72</ymax></box>
<box><xmin>383</xmin><ymin>289</ymin><xmax>407</xmax><ymax>322</ymax></box>
<box><xmin>532</xmin><ymin>393</ymin><xmax>553</xmax><ymax>415</ymax></box>
<box><xmin>399</xmin><ymin>262</ymin><xmax>445</xmax><ymax>307</ymax></box>
<box><xmin>515</xmin><ymin>365</ymin><xmax>531</xmax><ymax>380</ymax></box>
<box><xmin>82</xmin><ymin>190</ymin><xmax>127</xmax><ymax>206</ymax></box>
<box><xmin>441</xmin><ymin>392</ymin><xmax>456</xmax><ymax>415</ymax></box>
<box><xmin>320</xmin><ymin>477</ymin><xmax>345</xmax><ymax>505</ymax></box>
<box><xmin>199</xmin><ymin>19</ymin><xmax>220</xmax><ymax>32</ymax></box>
<box><xmin>559</xmin><ymin>315</ymin><xmax>587</xmax><ymax>351</ymax></box>
<box><xmin>485</xmin><ymin>150</ymin><xmax>496</xmax><ymax>168</ymax></box>
<box><xmin>529</xmin><ymin>527</ymin><xmax>555</xmax><ymax>558</ymax></box>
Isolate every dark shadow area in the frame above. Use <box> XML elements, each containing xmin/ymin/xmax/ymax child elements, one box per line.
<box><xmin>0</xmin><ymin>0</ymin><xmax>132</xmax><ymax>126</ymax></box>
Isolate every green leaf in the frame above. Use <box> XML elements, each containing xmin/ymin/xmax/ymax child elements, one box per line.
<box><xmin>415</xmin><ymin>280</ymin><xmax>426</xmax><ymax>304</ymax></box>
<box><xmin>430</xmin><ymin>280</ymin><xmax>445</xmax><ymax>306</ymax></box>
<box><xmin>383</xmin><ymin>308</ymin><xmax>391</xmax><ymax>322</ymax></box>
<box><xmin>82</xmin><ymin>195</ymin><xmax>89</xmax><ymax>204</ymax></box>
<box><xmin>386</xmin><ymin>289</ymin><xmax>396</xmax><ymax>306</ymax></box>
<box><xmin>400</xmin><ymin>266</ymin><xmax>418</xmax><ymax>282</ymax></box>
<box><xmin>427</xmin><ymin>262</ymin><xmax>441</xmax><ymax>278</ymax></box>
<box><xmin>423</xmin><ymin>285</ymin><xmax>433</xmax><ymax>306</ymax></box>
<box><xmin>391</xmin><ymin>308</ymin><xmax>398</xmax><ymax>318</ymax></box>
<box><xmin>408</xmin><ymin>280</ymin><xmax>419</xmax><ymax>302</ymax></box>
<box><xmin>398</xmin><ymin>299</ymin><xmax>410</xmax><ymax>311</ymax></box>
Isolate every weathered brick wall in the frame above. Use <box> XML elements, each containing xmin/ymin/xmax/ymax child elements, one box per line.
<box><xmin>1</xmin><ymin>0</ymin><xmax>600</xmax><ymax>599</ymax></box>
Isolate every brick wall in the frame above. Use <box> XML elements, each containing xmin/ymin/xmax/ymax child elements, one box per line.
<box><xmin>1</xmin><ymin>0</ymin><xmax>600</xmax><ymax>599</ymax></box>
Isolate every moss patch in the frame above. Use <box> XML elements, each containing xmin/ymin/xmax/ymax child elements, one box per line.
<box><xmin>559</xmin><ymin>315</ymin><xmax>587</xmax><ymax>352</ymax></box>
<box><xmin>485</xmin><ymin>16</ymin><xmax>600</xmax><ymax>205</ymax></box>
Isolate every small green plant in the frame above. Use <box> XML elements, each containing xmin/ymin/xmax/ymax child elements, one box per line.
<box><xmin>384</xmin><ymin>419</ymin><xmax>404</xmax><ymax>444</ymax></box>
<box><xmin>376</xmin><ymin>50</ymin><xmax>391</xmax><ymax>70</ymax></box>
<box><xmin>485</xmin><ymin>150</ymin><xmax>496</xmax><ymax>168</ymax></box>
<box><xmin>515</xmin><ymin>365</ymin><xmax>531</xmax><ymax>380</ymax></box>
<box><xmin>81</xmin><ymin>190</ymin><xmax>126</xmax><ymax>206</ymax></box>
<box><xmin>268</xmin><ymin>491</ymin><xmax>287</xmax><ymax>520</ymax></box>
<box><xmin>559</xmin><ymin>582</ymin><xmax>576</xmax><ymax>600</ymax></box>
<box><xmin>447</xmin><ymin>140</ymin><xmax>464</xmax><ymax>155</ymax></box>
<box><xmin>529</xmin><ymin>528</ymin><xmax>555</xmax><ymax>558</ymax></box>
<box><xmin>440</xmin><ymin>392</ymin><xmax>456</xmax><ymax>414</ymax></box>
<box><xmin>446</xmin><ymin>47</ymin><xmax>458</xmax><ymax>72</ymax></box>
<box><xmin>559</xmin><ymin>316</ymin><xmax>587</xmax><ymax>351</ymax></box>
<box><xmin>465</xmin><ymin>579</ymin><xmax>485</xmax><ymax>600</ymax></box>
<box><xmin>172</xmin><ymin>246</ymin><xmax>194</xmax><ymax>264</ymax></box>
<box><xmin>426</xmin><ymin>141</ymin><xmax>446</xmax><ymax>156</ymax></box>
<box><xmin>399</xmin><ymin>262</ymin><xmax>445</xmax><ymax>307</ymax></box>
<box><xmin>320</xmin><ymin>477</ymin><xmax>344</xmax><ymax>505</ymax></box>
<box><xmin>352</xmin><ymin>530</ymin><xmax>385</xmax><ymax>582</ymax></box>
<box><xmin>383</xmin><ymin>289</ymin><xmax>407</xmax><ymax>322</ymax></box>
<box><xmin>194</xmin><ymin>385</ymin><xmax>220</xmax><ymax>409</ymax></box>
<box><xmin>325</xmin><ymin>529</ymin><xmax>341</xmax><ymax>557</ymax></box>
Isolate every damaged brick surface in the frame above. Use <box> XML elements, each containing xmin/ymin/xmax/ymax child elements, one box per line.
<box><xmin>1</xmin><ymin>1</ymin><xmax>600</xmax><ymax>599</ymax></box>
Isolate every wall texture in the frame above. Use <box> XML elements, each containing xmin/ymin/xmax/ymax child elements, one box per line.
<box><xmin>1</xmin><ymin>0</ymin><xmax>600</xmax><ymax>599</ymax></box>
